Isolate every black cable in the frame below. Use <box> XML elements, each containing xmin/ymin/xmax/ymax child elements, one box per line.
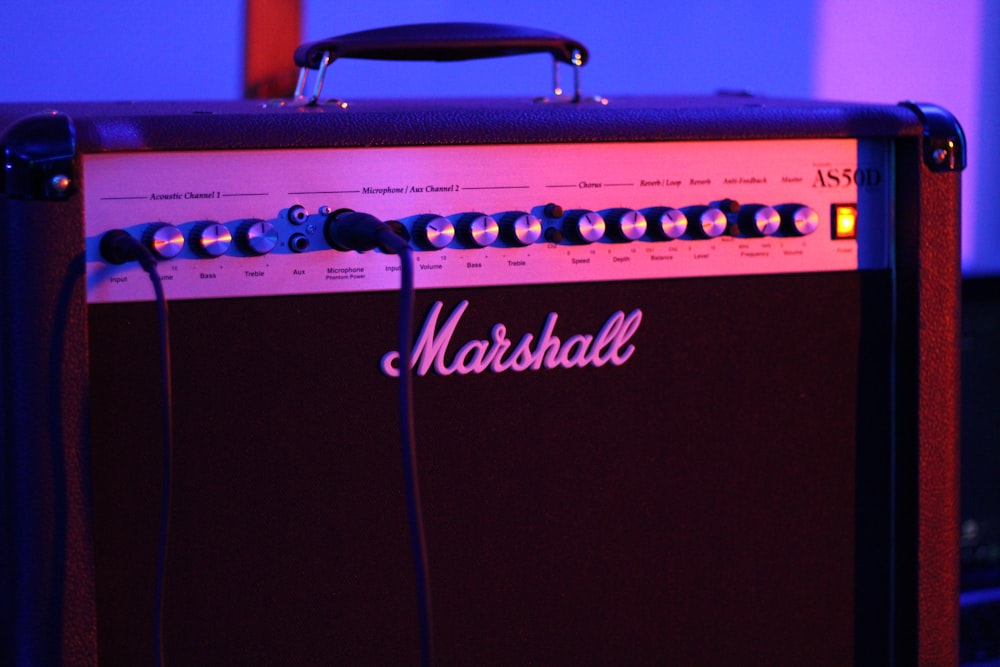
<box><xmin>368</xmin><ymin>221</ymin><xmax>433</xmax><ymax>667</ymax></box>
<box><xmin>394</xmin><ymin>244</ymin><xmax>433</xmax><ymax>667</ymax></box>
<box><xmin>329</xmin><ymin>214</ymin><xmax>433</xmax><ymax>665</ymax></box>
<box><xmin>148</xmin><ymin>262</ymin><xmax>173</xmax><ymax>667</ymax></box>
<box><xmin>105</xmin><ymin>221</ymin><xmax>431</xmax><ymax>665</ymax></box>
<box><xmin>326</xmin><ymin>213</ymin><xmax>433</xmax><ymax>663</ymax></box>
<box><xmin>100</xmin><ymin>231</ymin><xmax>174</xmax><ymax>667</ymax></box>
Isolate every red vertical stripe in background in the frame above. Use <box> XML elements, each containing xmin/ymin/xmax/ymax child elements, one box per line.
<box><xmin>244</xmin><ymin>0</ymin><xmax>302</xmax><ymax>98</ymax></box>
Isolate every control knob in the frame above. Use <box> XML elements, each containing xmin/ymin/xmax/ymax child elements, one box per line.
<box><xmin>681</xmin><ymin>206</ymin><xmax>728</xmax><ymax>239</ymax></box>
<box><xmin>776</xmin><ymin>204</ymin><xmax>820</xmax><ymax>236</ymax></box>
<box><xmin>413</xmin><ymin>214</ymin><xmax>455</xmax><ymax>250</ymax></box>
<box><xmin>190</xmin><ymin>221</ymin><xmax>232</xmax><ymax>257</ymax></box>
<box><xmin>562</xmin><ymin>210</ymin><xmax>606</xmax><ymax>244</ymax></box>
<box><xmin>642</xmin><ymin>207</ymin><xmax>687</xmax><ymax>240</ymax></box>
<box><xmin>712</xmin><ymin>198</ymin><xmax>741</xmax><ymax>214</ymax></box>
<box><xmin>541</xmin><ymin>203</ymin><xmax>564</xmax><ymax>218</ymax></box>
<box><xmin>455</xmin><ymin>213</ymin><xmax>499</xmax><ymax>248</ymax></box>
<box><xmin>498</xmin><ymin>211</ymin><xmax>543</xmax><ymax>246</ymax></box>
<box><xmin>736</xmin><ymin>204</ymin><xmax>781</xmax><ymax>237</ymax></box>
<box><xmin>603</xmin><ymin>208</ymin><xmax>648</xmax><ymax>242</ymax></box>
<box><xmin>142</xmin><ymin>223</ymin><xmax>185</xmax><ymax>259</ymax></box>
<box><xmin>236</xmin><ymin>219</ymin><xmax>279</xmax><ymax>255</ymax></box>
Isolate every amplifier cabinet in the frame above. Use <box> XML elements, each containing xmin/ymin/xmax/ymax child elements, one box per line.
<box><xmin>1</xmin><ymin>96</ymin><xmax>962</xmax><ymax>665</ymax></box>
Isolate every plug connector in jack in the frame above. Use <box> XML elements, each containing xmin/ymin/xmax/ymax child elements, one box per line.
<box><xmin>99</xmin><ymin>229</ymin><xmax>158</xmax><ymax>271</ymax></box>
<box><xmin>324</xmin><ymin>208</ymin><xmax>411</xmax><ymax>254</ymax></box>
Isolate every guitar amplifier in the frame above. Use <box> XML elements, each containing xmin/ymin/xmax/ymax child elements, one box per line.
<box><xmin>1</xmin><ymin>24</ymin><xmax>963</xmax><ymax>666</ymax></box>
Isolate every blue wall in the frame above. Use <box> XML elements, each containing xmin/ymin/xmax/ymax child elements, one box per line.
<box><xmin>0</xmin><ymin>1</ymin><xmax>243</xmax><ymax>100</ymax></box>
<box><xmin>0</xmin><ymin>1</ymin><xmax>815</xmax><ymax>100</ymax></box>
<box><xmin>975</xmin><ymin>2</ymin><xmax>1000</xmax><ymax>276</ymax></box>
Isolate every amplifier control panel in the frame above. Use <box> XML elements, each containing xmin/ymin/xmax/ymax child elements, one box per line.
<box><xmin>83</xmin><ymin>138</ymin><xmax>890</xmax><ymax>303</ymax></box>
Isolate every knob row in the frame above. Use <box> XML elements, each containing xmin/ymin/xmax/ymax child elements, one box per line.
<box><xmin>384</xmin><ymin>204</ymin><xmax>820</xmax><ymax>250</ymax></box>
<box><xmin>128</xmin><ymin>203</ymin><xmax>822</xmax><ymax>260</ymax></box>
<box><xmin>140</xmin><ymin>219</ymin><xmax>278</xmax><ymax>260</ymax></box>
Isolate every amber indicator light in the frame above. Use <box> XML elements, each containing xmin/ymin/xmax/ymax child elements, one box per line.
<box><xmin>832</xmin><ymin>204</ymin><xmax>858</xmax><ymax>240</ymax></box>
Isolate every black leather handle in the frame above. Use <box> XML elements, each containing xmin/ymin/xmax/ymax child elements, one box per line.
<box><xmin>294</xmin><ymin>22</ymin><xmax>588</xmax><ymax>69</ymax></box>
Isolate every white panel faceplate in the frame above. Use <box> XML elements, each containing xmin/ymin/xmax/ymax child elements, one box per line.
<box><xmin>83</xmin><ymin>138</ymin><xmax>890</xmax><ymax>303</ymax></box>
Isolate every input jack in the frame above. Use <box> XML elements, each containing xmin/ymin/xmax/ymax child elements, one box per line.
<box><xmin>289</xmin><ymin>233</ymin><xmax>310</xmax><ymax>253</ymax></box>
<box><xmin>285</xmin><ymin>205</ymin><xmax>309</xmax><ymax>224</ymax></box>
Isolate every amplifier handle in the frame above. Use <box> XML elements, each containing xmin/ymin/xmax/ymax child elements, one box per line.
<box><xmin>290</xmin><ymin>22</ymin><xmax>595</xmax><ymax>106</ymax></box>
<box><xmin>294</xmin><ymin>22</ymin><xmax>587</xmax><ymax>68</ymax></box>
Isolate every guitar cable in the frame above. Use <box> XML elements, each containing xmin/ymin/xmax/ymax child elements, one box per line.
<box><xmin>99</xmin><ymin>230</ymin><xmax>174</xmax><ymax>667</ymax></box>
<box><xmin>100</xmin><ymin>212</ymin><xmax>433</xmax><ymax>667</ymax></box>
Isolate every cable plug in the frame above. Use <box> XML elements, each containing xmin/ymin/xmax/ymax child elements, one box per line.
<box><xmin>324</xmin><ymin>210</ymin><xmax>411</xmax><ymax>254</ymax></box>
<box><xmin>100</xmin><ymin>229</ymin><xmax>157</xmax><ymax>271</ymax></box>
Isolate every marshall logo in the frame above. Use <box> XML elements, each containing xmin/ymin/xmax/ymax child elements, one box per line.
<box><xmin>380</xmin><ymin>300</ymin><xmax>643</xmax><ymax>377</ymax></box>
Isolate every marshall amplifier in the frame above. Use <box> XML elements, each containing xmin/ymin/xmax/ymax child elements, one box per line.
<box><xmin>1</xmin><ymin>24</ymin><xmax>963</xmax><ymax>667</ymax></box>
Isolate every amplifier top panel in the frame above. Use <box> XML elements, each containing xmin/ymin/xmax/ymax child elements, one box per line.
<box><xmin>82</xmin><ymin>137</ymin><xmax>892</xmax><ymax>303</ymax></box>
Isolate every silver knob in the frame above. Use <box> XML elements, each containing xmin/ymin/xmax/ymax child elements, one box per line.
<box><xmin>499</xmin><ymin>212</ymin><xmax>543</xmax><ymax>246</ymax></box>
<box><xmin>456</xmin><ymin>213</ymin><xmax>499</xmax><ymax>248</ymax></box>
<box><xmin>777</xmin><ymin>204</ymin><xmax>820</xmax><ymax>236</ymax></box>
<box><xmin>191</xmin><ymin>221</ymin><xmax>232</xmax><ymax>257</ymax></box>
<box><xmin>237</xmin><ymin>219</ymin><xmax>279</xmax><ymax>255</ymax></box>
<box><xmin>642</xmin><ymin>207</ymin><xmax>687</xmax><ymax>240</ymax></box>
<box><xmin>737</xmin><ymin>205</ymin><xmax>781</xmax><ymax>237</ymax></box>
<box><xmin>682</xmin><ymin>206</ymin><xmax>728</xmax><ymax>239</ymax></box>
<box><xmin>563</xmin><ymin>210</ymin><xmax>606</xmax><ymax>244</ymax></box>
<box><xmin>413</xmin><ymin>214</ymin><xmax>455</xmax><ymax>250</ymax></box>
<box><xmin>604</xmin><ymin>208</ymin><xmax>647</xmax><ymax>242</ymax></box>
<box><xmin>142</xmin><ymin>223</ymin><xmax>185</xmax><ymax>259</ymax></box>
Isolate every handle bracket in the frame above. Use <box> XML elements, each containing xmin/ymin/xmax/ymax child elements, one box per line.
<box><xmin>289</xmin><ymin>23</ymin><xmax>602</xmax><ymax>106</ymax></box>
